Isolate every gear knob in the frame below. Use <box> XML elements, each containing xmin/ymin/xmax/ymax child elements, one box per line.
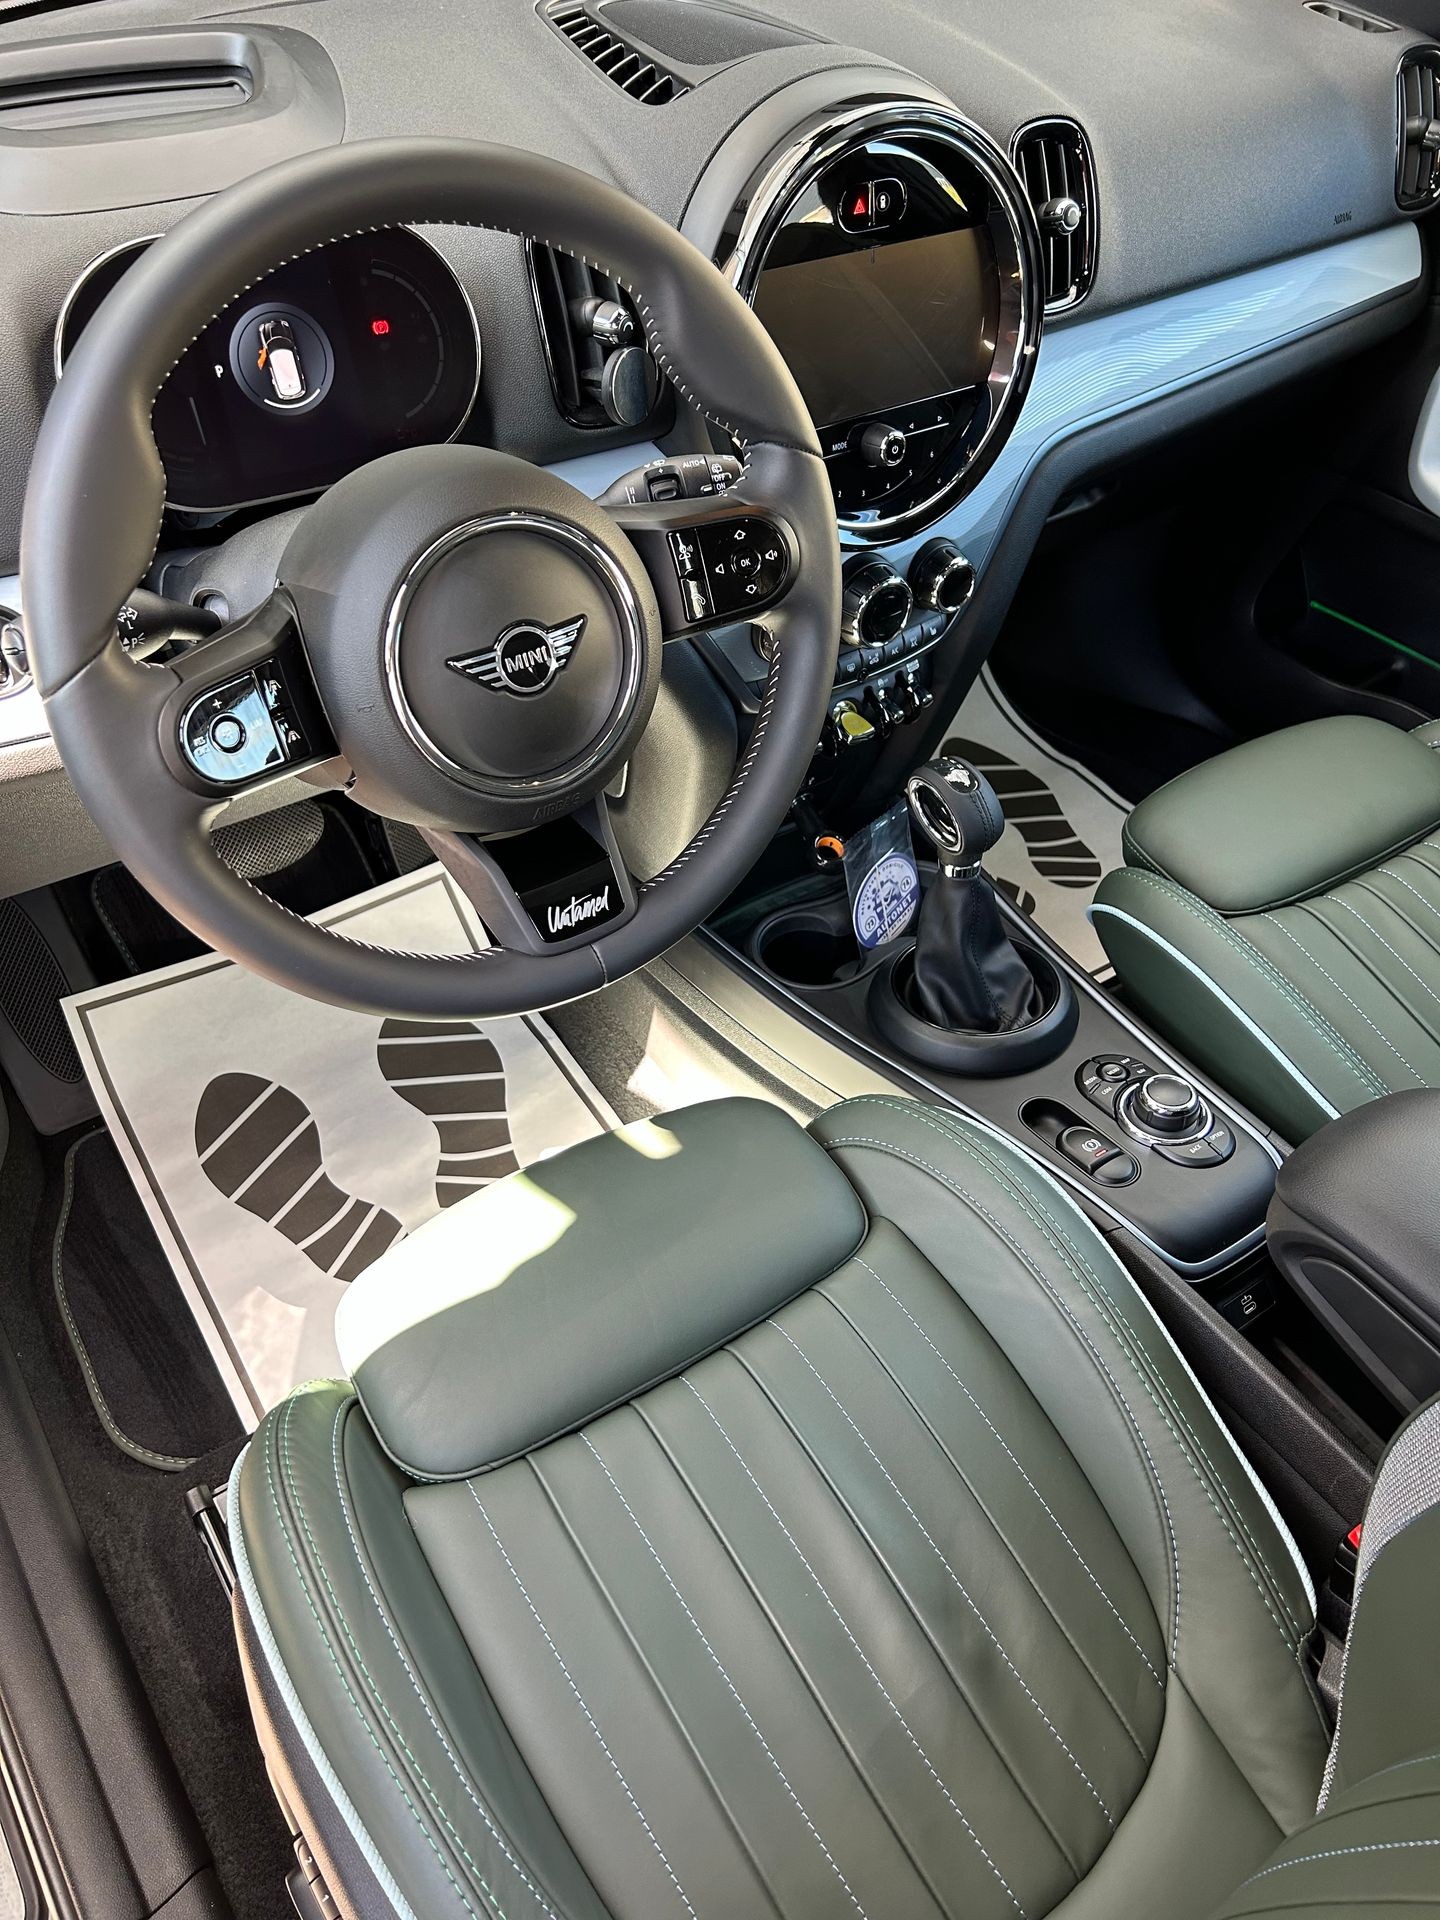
<box><xmin>905</xmin><ymin>756</ymin><xmax>1005</xmax><ymax>873</ymax></box>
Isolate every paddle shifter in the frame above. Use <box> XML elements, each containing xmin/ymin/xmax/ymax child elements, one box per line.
<box><xmin>868</xmin><ymin>756</ymin><xmax>1077</xmax><ymax>1073</ymax></box>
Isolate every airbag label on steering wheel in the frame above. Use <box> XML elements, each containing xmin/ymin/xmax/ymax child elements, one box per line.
<box><xmin>845</xmin><ymin>802</ymin><xmax>920</xmax><ymax>950</ymax></box>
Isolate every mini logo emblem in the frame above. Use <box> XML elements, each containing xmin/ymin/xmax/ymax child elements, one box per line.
<box><xmin>446</xmin><ymin>615</ymin><xmax>586</xmax><ymax>697</ymax></box>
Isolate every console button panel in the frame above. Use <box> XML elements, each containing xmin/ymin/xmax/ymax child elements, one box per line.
<box><xmin>1077</xmin><ymin>1054</ymin><xmax>1236</xmax><ymax>1166</ymax></box>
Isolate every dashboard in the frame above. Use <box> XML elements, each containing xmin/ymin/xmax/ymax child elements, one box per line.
<box><xmin>0</xmin><ymin>0</ymin><xmax>1433</xmax><ymax>897</ymax></box>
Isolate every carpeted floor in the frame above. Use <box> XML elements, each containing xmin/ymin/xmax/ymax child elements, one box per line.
<box><xmin>0</xmin><ymin>1110</ymin><xmax>289</xmax><ymax>1920</ymax></box>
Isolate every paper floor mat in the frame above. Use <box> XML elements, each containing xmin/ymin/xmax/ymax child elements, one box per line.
<box><xmin>64</xmin><ymin>867</ymin><xmax>616</xmax><ymax>1426</ymax></box>
<box><xmin>937</xmin><ymin>666</ymin><xmax>1131</xmax><ymax>976</ymax></box>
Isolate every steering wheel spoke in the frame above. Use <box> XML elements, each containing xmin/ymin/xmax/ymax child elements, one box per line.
<box><xmin>158</xmin><ymin>590</ymin><xmax>342</xmax><ymax>800</ymax></box>
<box><xmin>424</xmin><ymin>792</ymin><xmax>637</xmax><ymax>956</ymax></box>
<box><xmin>604</xmin><ymin>488</ymin><xmax>799</xmax><ymax>641</ymax></box>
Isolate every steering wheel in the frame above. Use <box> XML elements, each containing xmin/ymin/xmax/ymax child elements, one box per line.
<box><xmin>20</xmin><ymin>138</ymin><xmax>839</xmax><ymax>1017</ymax></box>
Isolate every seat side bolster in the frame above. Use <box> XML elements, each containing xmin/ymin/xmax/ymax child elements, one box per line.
<box><xmin>810</xmin><ymin>1096</ymin><xmax>1329</xmax><ymax>1831</ymax></box>
<box><xmin>235</xmin><ymin>1383</ymin><xmax>609</xmax><ymax>1920</ymax></box>
<box><xmin>1092</xmin><ymin>867</ymin><xmax>1386</xmax><ymax>1142</ymax></box>
<box><xmin>1210</xmin><ymin>1753</ymin><xmax>1440</xmax><ymax>1918</ymax></box>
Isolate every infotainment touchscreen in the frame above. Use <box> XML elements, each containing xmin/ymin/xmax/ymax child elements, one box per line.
<box><xmin>751</xmin><ymin>226</ymin><xmax>998</xmax><ymax>431</ymax></box>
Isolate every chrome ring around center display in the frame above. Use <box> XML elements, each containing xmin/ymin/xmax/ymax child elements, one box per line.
<box><xmin>719</xmin><ymin>98</ymin><xmax>1043</xmax><ymax>546</ymax></box>
<box><xmin>381</xmin><ymin>510</ymin><xmax>646</xmax><ymax>799</ymax></box>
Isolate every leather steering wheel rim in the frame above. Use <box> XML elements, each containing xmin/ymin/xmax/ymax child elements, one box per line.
<box><xmin>20</xmin><ymin>137</ymin><xmax>840</xmax><ymax>1017</ymax></box>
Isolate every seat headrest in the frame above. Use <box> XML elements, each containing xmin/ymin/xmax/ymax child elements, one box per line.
<box><xmin>334</xmin><ymin>1098</ymin><xmax>866</xmax><ymax>1479</ymax></box>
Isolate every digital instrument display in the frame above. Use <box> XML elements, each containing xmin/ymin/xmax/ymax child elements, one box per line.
<box><xmin>58</xmin><ymin>229</ymin><xmax>480</xmax><ymax>513</ymax></box>
<box><xmin>752</xmin><ymin>227</ymin><xmax>998</xmax><ymax>430</ymax></box>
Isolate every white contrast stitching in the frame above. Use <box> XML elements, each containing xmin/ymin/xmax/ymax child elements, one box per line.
<box><xmin>680</xmin><ymin>1377</ymin><xmax>1026</xmax><ymax>1915</ymax></box>
<box><xmin>1115</xmin><ymin>872</ymin><xmax>1387</xmax><ymax>1096</ymax></box>
<box><xmin>822</xmin><ymin>1133</ymin><xmax>1188</xmax><ymax>1663</ymax></box>
<box><xmin>467</xmin><ymin>1485</ymin><xmax>700</xmax><ymax>1918</ymax></box>
<box><xmin>267</xmin><ymin>1404</ymin><xmax>490</xmax><ymax>1917</ymax></box>
<box><xmin>327</xmin><ymin>1404</ymin><xmax>561</xmax><ymax>1920</ymax></box>
<box><xmin>845</xmin><ymin>1097</ymin><xmax>1308</xmax><ymax>1647</ymax></box>
<box><xmin>579</xmin><ymin>1434</ymin><xmax>871</xmax><ymax>1919</ymax></box>
<box><xmin>1240</xmin><ymin>1835</ymin><xmax>1440</xmax><ymax>1889</ymax></box>
<box><xmin>849</xmin><ymin>1254</ymin><xmax>1164</xmax><ymax>1688</ymax></box>
<box><xmin>1330</xmin><ymin>895</ymin><xmax>1440</xmax><ymax>1012</ymax></box>
<box><xmin>1262</xmin><ymin>916</ymin><xmax>1416</xmax><ymax>1083</ymax></box>
<box><xmin>766</xmin><ymin>1321</ymin><xmax>1116</xmax><ymax>1825</ymax></box>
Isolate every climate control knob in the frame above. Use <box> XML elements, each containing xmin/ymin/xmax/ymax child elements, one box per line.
<box><xmin>841</xmin><ymin>555</ymin><xmax>913</xmax><ymax>650</ymax></box>
<box><xmin>860</xmin><ymin>422</ymin><xmax>907</xmax><ymax>470</ymax></box>
<box><xmin>909</xmin><ymin>538</ymin><xmax>977</xmax><ymax>615</ymax></box>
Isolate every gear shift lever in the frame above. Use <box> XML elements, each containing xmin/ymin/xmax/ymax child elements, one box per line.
<box><xmin>903</xmin><ymin>756</ymin><xmax>1048</xmax><ymax>1032</ymax></box>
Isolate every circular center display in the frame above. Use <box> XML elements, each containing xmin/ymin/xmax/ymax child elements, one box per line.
<box><xmin>385</xmin><ymin>514</ymin><xmax>643</xmax><ymax>794</ymax></box>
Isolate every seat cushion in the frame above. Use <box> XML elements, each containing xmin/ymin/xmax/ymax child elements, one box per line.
<box><xmin>233</xmin><ymin>1096</ymin><xmax>1328</xmax><ymax>1920</ymax></box>
<box><xmin>1095</xmin><ymin>719</ymin><xmax>1440</xmax><ymax>1141</ymax></box>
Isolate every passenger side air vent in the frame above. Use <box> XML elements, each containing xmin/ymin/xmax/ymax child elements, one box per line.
<box><xmin>1011</xmin><ymin>117</ymin><xmax>1098</xmax><ymax>312</ymax></box>
<box><xmin>528</xmin><ymin>244</ymin><xmax>664</xmax><ymax>430</ymax></box>
<box><xmin>543</xmin><ymin>1</ymin><xmax>689</xmax><ymax>104</ymax></box>
<box><xmin>1304</xmin><ymin>2</ymin><xmax>1397</xmax><ymax>30</ymax></box>
<box><xmin>1398</xmin><ymin>48</ymin><xmax>1440</xmax><ymax>209</ymax></box>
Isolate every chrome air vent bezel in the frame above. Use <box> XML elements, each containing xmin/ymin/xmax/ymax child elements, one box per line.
<box><xmin>1397</xmin><ymin>45</ymin><xmax>1440</xmax><ymax>210</ymax></box>
<box><xmin>716</xmin><ymin>99</ymin><xmax>1043</xmax><ymax>548</ymax></box>
<box><xmin>1010</xmin><ymin>115</ymin><xmax>1099</xmax><ymax>314</ymax></box>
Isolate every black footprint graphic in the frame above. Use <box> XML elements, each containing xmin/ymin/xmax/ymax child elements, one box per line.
<box><xmin>994</xmin><ymin>875</ymin><xmax>1040</xmax><ymax>917</ymax></box>
<box><xmin>377</xmin><ymin>1019</ymin><xmax>518</xmax><ymax>1208</ymax></box>
<box><xmin>943</xmin><ymin>736</ymin><xmax>1102</xmax><ymax>890</ymax></box>
<box><xmin>195</xmin><ymin>1073</ymin><xmax>405</xmax><ymax>1283</ymax></box>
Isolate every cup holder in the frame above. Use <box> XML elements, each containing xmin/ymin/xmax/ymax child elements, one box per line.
<box><xmin>748</xmin><ymin>894</ymin><xmax>882</xmax><ymax>991</ymax></box>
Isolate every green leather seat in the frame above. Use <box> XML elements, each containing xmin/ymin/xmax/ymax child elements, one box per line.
<box><xmin>229</xmin><ymin>1095</ymin><xmax>1438</xmax><ymax>1918</ymax></box>
<box><xmin>1094</xmin><ymin>716</ymin><xmax>1440</xmax><ymax>1143</ymax></box>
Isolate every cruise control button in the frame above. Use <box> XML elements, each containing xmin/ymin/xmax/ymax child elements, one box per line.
<box><xmin>1155</xmin><ymin>1135</ymin><xmax>1225</xmax><ymax>1168</ymax></box>
<box><xmin>1094</xmin><ymin>1152</ymin><xmax>1139</xmax><ymax>1185</ymax></box>
<box><xmin>1057</xmin><ymin>1126</ymin><xmax>1121</xmax><ymax>1176</ymax></box>
<box><xmin>210</xmin><ymin>714</ymin><xmax>247</xmax><ymax>753</ymax></box>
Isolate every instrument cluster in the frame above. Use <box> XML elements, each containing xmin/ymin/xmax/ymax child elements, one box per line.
<box><xmin>57</xmin><ymin>229</ymin><xmax>480</xmax><ymax>514</ymax></box>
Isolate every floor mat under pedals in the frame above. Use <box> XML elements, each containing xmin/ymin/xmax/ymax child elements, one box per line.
<box><xmin>63</xmin><ymin>868</ymin><xmax>616</xmax><ymax>1424</ymax></box>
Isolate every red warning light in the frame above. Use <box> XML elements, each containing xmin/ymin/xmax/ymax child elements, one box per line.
<box><xmin>851</xmin><ymin>191</ymin><xmax>869</xmax><ymax>219</ymax></box>
<box><xmin>370</xmin><ymin>317</ymin><xmax>391</xmax><ymax>337</ymax></box>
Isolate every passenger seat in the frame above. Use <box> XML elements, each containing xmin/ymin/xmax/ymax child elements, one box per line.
<box><xmin>1093</xmin><ymin>715</ymin><xmax>1440</xmax><ymax>1141</ymax></box>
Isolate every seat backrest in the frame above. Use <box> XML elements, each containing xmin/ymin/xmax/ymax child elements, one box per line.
<box><xmin>1212</xmin><ymin>1395</ymin><xmax>1440</xmax><ymax>1917</ymax></box>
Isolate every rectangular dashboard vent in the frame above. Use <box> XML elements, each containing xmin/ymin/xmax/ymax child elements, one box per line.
<box><xmin>543</xmin><ymin>2</ymin><xmax>689</xmax><ymax>104</ymax></box>
<box><xmin>1011</xmin><ymin>118</ymin><xmax>1098</xmax><ymax>313</ymax></box>
<box><xmin>1304</xmin><ymin>2</ymin><xmax>1397</xmax><ymax>29</ymax></box>
<box><xmin>1398</xmin><ymin>47</ymin><xmax>1440</xmax><ymax>209</ymax></box>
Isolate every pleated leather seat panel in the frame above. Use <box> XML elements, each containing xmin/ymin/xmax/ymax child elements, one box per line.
<box><xmin>409</xmin><ymin>1220</ymin><xmax>1166</xmax><ymax>1920</ymax></box>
